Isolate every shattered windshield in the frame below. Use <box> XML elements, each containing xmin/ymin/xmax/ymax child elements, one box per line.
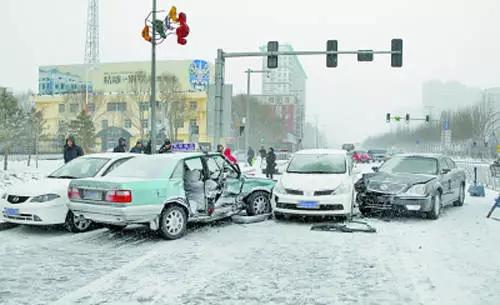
<box><xmin>379</xmin><ymin>156</ymin><xmax>438</xmax><ymax>175</ymax></box>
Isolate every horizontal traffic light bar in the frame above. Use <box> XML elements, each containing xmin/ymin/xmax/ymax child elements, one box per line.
<box><xmin>223</xmin><ymin>50</ymin><xmax>400</xmax><ymax>58</ymax></box>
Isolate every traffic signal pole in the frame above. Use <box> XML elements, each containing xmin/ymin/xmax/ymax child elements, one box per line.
<box><xmin>244</xmin><ymin>69</ymin><xmax>269</xmax><ymax>151</ymax></box>
<box><xmin>213</xmin><ymin>41</ymin><xmax>402</xmax><ymax>145</ymax></box>
<box><xmin>149</xmin><ymin>0</ymin><xmax>157</xmax><ymax>153</ymax></box>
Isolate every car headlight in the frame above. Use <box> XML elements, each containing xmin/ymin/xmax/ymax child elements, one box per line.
<box><xmin>335</xmin><ymin>181</ymin><xmax>351</xmax><ymax>195</ymax></box>
<box><xmin>30</xmin><ymin>193</ymin><xmax>61</xmax><ymax>203</ymax></box>
<box><xmin>404</xmin><ymin>184</ymin><xmax>427</xmax><ymax>196</ymax></box>
<box><xmin>273</xmin><ymin>180</ymin><xmax>286</xmax><ymax>194</ymax></box>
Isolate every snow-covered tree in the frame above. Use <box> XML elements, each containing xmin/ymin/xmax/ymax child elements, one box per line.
<box><xmin>0</xmin><ymin>90</ymin><xmax>27</xmax><ymax>170</ymax></box>
<box><xmin>68</xmin><ymin>111</ymin><xmax>96</xmax><ymax>153</ymax></box>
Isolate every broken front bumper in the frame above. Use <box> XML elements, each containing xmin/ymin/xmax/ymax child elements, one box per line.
<box><xmin>358</xmin><ymin>192</ymin><xmax>433</xmax><ymax>212</ymax></box>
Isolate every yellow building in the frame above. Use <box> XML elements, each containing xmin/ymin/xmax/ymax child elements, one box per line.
<box><xmin>35</xmin><ymin>59</ymin><xmax>213</xmax><ymax>151</ymax></box>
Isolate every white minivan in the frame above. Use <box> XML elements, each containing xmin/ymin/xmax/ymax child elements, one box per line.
<box><xmin>271</xmin><ymin>149</ymin><xmax>355</xmax><ymax>219</ymax></box>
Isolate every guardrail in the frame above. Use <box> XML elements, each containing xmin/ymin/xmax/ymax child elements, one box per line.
<box><xmin>455</xmin><ymin>160</ymin><xmax>500</xmax><ymax>190</ymax></box>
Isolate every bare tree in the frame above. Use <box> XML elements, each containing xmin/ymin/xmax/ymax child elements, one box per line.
<box><xmin>157</xmin><ymin>73</ymin><xmax>189</xmax><ymax>141</ymax></box>
<box><xmin>127</xmin><ymin>71</ymin><xmax>150</xmax><ymax>139</ymax></box>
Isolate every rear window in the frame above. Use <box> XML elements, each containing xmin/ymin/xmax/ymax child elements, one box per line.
<box><xmin>106</xmin><ymin>157</ymin><xmax>174</xmax><ymax>179</ymax></box>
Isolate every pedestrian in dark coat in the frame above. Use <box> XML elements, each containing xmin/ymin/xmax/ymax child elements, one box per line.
<box><xmin>113</xmin><ymin>137</ymin><xmax>127</xmax><ymax>152</ymax></box>
<box><xmin>63</xmin><ymin>135</ymin><xmax>84</xmax><ymax>163</ymax></box>
<box><xmin>216</xmin><ymin>144</ymin><xmax>224</xmax><ymax>154</ymax></box>
<box><xmin>247</xmin><ymin>146</ymin><xmax>255</xmax><ymax>166</ymax></box>
<box><xmin>265</xmin><ymin>147</ymin><xmax>276</xmax><ymax>179</ymax></box>
<box><xmin>130</xmin><ymin>141</ymin><xmax>144</xmax><ymax>153</ymax></box>
<box><xmin>158</xmin><ymin>139</ymin><xmax>173</xmax><ymax>154</ymax></box>
<box><xmin>259</xmin><ymin>146</ymin><xmax>267</xmax><ymax>159</ymax></box>
<box><xmin>144</xmin><ymin>140</ymin><xmax>152</xmax><ymax>155</ymax></box>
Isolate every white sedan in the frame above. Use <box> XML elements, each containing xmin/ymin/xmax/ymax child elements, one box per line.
<box><xmin>271</xmin><ymin>149</ymin><xmax>356</xmax><ymax>219</ymax></box>
<box><xmin>1</xmin><ymin>153</ymin><xmax>135</xmax><ymax>232</ymax></box>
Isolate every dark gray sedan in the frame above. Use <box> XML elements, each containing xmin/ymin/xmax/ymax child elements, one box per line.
<box><xmin>355</xmin><ymin>154</ymin><xmax>466</xmax><ymax>219</ymax></box>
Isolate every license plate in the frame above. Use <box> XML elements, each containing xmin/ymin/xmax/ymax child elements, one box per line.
<box><xmin>83</xmin><ymin>190</ymin><xmax>102</xmax><ymax>201</ymax></box>
<box><xmin>4</xmin><ymin>208</ymin><xmax>19</xmax><ymax>216</ymax></box>
<box><xmin>297</xmin><ymin>200</ymin><xmax>319</xmax><ymax>209</ymax></box>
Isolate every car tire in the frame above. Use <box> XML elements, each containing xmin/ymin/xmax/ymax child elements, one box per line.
<box><xmin>453</xmin><ymin>183</ymin><xmax>465</xmax><ymax>207</ymax></box>
<box><xmin>103</xmin><ymin>224</ymin><xmax>127</xmax><ymax>232</ymax></box>
<box><xmin>246</xmin><ymin>191</ymin><xmax>271</xmax><ymax>216</ymax></box>
<box><xmin>359</xmin><ymin>206</ymin><xmax>371</xmax><ymax>217</ymax></box>
<box><xmin>65</xmin><ymin>211</ymin><xmax>92</xmax><ymax>233</ymax></box>
<box><xmin>427</xmin><ymin>192</ymin><xmax>442</xmax><ymax>220</ymax></box>
<box><xmin>273</xmin><ymin>211</ymin><xmax>286</xmax><ymax>221</ymax></box>
<box><xmin>159</xmin><ymin>205</ymin><xmax>187</xmax><ymax>240</ymax></box>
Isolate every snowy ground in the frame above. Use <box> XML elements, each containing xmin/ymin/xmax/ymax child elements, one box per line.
<box><xmin>0</xmin><ymin>161</ymin><xmax>500</xmax><ymax>305</ymax></box>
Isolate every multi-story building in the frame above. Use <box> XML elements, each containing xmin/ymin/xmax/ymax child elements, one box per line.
<box><xmin>34</xmin><ymin>59</ymin><xmax>213</xmax><ymax>152</ymax></box>
<box><xmin>260</xmin><ymin>43</ymin><xmax>307</xmax><ymax>145</ymax></box>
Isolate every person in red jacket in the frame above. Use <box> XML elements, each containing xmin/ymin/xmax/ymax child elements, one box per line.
<box><xmin>223</xmin><ymin>147</ymin><xmax>238</xmax><ymax>165</ymax></box>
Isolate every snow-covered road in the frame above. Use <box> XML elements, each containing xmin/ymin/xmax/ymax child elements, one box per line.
<box><xmin>1</xmin><ymin>189</ymin><xmax>499</xmax><ymax>305</ymax></box>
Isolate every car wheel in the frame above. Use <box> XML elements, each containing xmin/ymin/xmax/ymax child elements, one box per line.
<box><xmin>427</xmin><ymin>192</ymin><xmax>442</xmax><ymax>220</ymax></box>
<box><xmin>453</xmin><ymin>183</ymin><xmax>465</xmax><ymax>207</ymax></box>
<box><xmin>65</xmin><ymin>211</ymin><xmax>92</xmax><ymax>233</ymax></box>
<box><xmin>159</xmin><ymin>205</ymin><xmax>187</xmax><ymax>240</ymax></box>
<box><xmin>103</xmin><ymin>224</ymin><xmax>127</xmax><ymax>232</ymax></box>
<box><xmin>246</xmin><ymin>191</ymin><xmax>271</xmax><ymax>216</ymax></box>
<box><xmin>359</xmin><ymin>206</ymin><xmax>371</xmax><ymax>217</ymax></box>
<box><xmin>273</xmin><ymin>211</ymin><xmax>286</xmax><ymax>221</ymax></box>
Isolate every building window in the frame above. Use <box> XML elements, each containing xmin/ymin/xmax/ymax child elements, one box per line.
<box><xmin>102</xmin><ymin>120</ymin><xmax>108</xmax><ymax>129</ymax></box>
<box><xmin>139</xmin><ymin>102</ymin><xmax>149</xmax><ymax>112</ymax></box>
<box><xmin>141</xmin><ymin>119</ymin><xmax>149</xmax><ymax>129</ymax></box>
<box><xmin>87</xmin><ymin>103</ymin><xmax>95</xmax><ymax>112</ymax></box>
<box><xmin>124</xmin><ymin>119</ymin><xmax>132</xmax><ymax>129</ymax></box>
<box><xmin>70</xmin><ymin>104</ymin><xmax>78</xmax><ymax>113</ymax></box>
<box><xmin>190</xmin><ymin>101</ymin><xmax>197</xmax><ymax>111</ymax></box>
<box><xmin>107</xmin><ymin>102</ymin><xmax>127</xmax><ymax>112</ymax></box>
<box><xmin>59</xmin><ymin>104</ymin><xmax>65</xmax><ymax>113</ymax></box>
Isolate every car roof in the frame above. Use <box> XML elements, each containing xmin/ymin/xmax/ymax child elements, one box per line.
<box><xmin>82</xmin><ymin>152</ymin><xmax>137</xmax><ymax>160</ymax></box>
<box><xmin>295</xmin><ymin>149</ymin><xmax>347</xmax><ymax>155</ymax></box>
<box><xmin>131</xmin><ymin>152</ymin><xmax>212</xmax><ymax>161</ymax></box>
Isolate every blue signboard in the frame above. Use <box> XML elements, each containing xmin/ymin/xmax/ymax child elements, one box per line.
<box><xmin>189</xmin><ymin>60</ymin><xmax>210</xmax><ymax>92</ymax></box>
<box><xmin>172</xmin><ymin>143</ymin><xmax>196</xmax><ymax>152</ymax></box>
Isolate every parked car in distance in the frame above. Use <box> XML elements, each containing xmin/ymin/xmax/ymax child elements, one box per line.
<box><xmin>272</xmin><ymin>149</ymin><xmax>355</xmax><ymax>219</ymax></box>
<box><xmin>68</xmin><ymin>153</ymin><xmax>276</xmax><ymax>240</ymax></box>
<box><xmin>1</xmin><ymin>153</ymin><xmax>135</xmax><ymax>232</ymax></box>
<box><xmin>341</xmin><ymin>143</ymin><xmax>355</xmax><ymax>152</ymax></box>
<box><xmin>352</xmin><ymin>150</ymin><xmax>370</xmax><ymax>163</ymax></box>
<box><xmin>368</xmin><ymin>149</ymin><xmax>388</xmax><ymax>162</ymax></box>
<box><xmin>355</xmin><ymin>154</ymin><xmax>466</xmax><ymax>219</ymax></box>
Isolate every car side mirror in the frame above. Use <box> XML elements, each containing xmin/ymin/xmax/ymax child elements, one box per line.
<box><xmin>372</xmin><ymin>166</ymin><xmax>379</xmax><ymax>172</ymax></box>
<box><xmin>441</xmin><ymin>168</ymin><xmax>451</xmax><ymax>174</ymax></box>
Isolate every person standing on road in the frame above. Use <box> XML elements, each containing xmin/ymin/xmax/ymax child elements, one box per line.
<box><xmin>130</xmin><ymin>140</ymin><xmax>144</xmax><ymax>153</ymax></box>
<box><xmin>247</xmin><ymin>146</ymin><xmax>255</xmax><ymax>166</ymax></box>
<box><xmin>266</xmin><ymin>147</ymin><xmax>276</xmax><ymax>179</ymax></box>
<box><xmin>113</xmin><ymin>137</ymin><xmax>127</xmax><ymax>152</ymax></box>
<box><xmin>223</xmin><ymin>147</ymin><xmax>238</xmax><ymax>165</ymax></box>
<box><xmin>217</xmin><ymin>144</ymin><xmax>224</xmax><ymax>154</ymax></box>
<box><xmin>259</xmin><ymin>146</ymin><xmax>267</xmax><ymax>159</ymax></box>
<box><xmin>63</xmin><ymin>135</ymin><xmax>84</xmax><ymax>164</ymax></box>
<box><xmin>158</xmin><ymin>139</ymin><xmax>173</xmax><ymax>153</ymax></box>
<box><xmin>144</xmin><ymin>140</ymin><xmax>152</xmax><ymax>155</ymax></box>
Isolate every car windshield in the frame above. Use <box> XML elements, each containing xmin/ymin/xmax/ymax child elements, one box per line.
<box><xmin>379</xmin><ymin>156</ymin><xmax>438</xmax><ymax>175</ymax></box>
<box><xmin>48</xmin><ymin>157</ymin><xmax>109</xmax><ymax>179</ymax></box>
<box><xmin>287</xmin><ymin>154</ymin><xmax>346</xmax><ymax>174</ymax></box>
<box><xmin>106</xmin><ymin>157</ymin><xmax>173</xmax><ymax>179</ymax></box>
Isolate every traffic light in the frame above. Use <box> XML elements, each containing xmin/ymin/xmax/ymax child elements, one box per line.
<box><xmin>239</xmin><ymin>126</ymin><xmax>245</xmax><ymax>135</ymax></box>
<box><xmin>394</xmin><ymin>116</ymin><xmax>401</xmax><ymax>122</ymax></box>
<box><xmin>326</xmin><ymin>40</ymin><xmax>338</xmax><ymax>67</ymax></box>
<box><xmin>267</xmin><ymin>41</ymin><xmax>279</xmax><ymax>69</ymax></box>
<box><xmin>176</xmin><ymin>12</ymin><xmax>189</xmax><ymax>45</ymax></box>
<box><xmin>405</xmin><ymin>113</ymin><xmax>410</xmax><ymax>122</ymax></box>
<box><xmin>391</xmin><ymin>38</ymin><xmax>403</xmax><ymax>67</ymax></box>
<box><xmin>141</xmin><ymin>25</ymin><xmax>151</xmax><ymax>42</ymax></box>
<box><xmin>386</xmin><ymin>113</ymin><xmax>391</xmax><ymax>123</ymax></box>
<box><xmin>357</xmin><ymin>50</ymin><xmax>374</xmax><ymax>62</ymax></box>
<box><xmin>152</xmin><ymin>19</ymin><xmax>166</xmax><ymax>39</ymax></box>
<box><xmin>425</xmin><ymin>115</ymin><xmax>430</xmax><ymax>123</ymax></box>
<box><xmin>168</xmin><ymin>6</ymin><xmax>178</xmax><ymax>22</ymax></box>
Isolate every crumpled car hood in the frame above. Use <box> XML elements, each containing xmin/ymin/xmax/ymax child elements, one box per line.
<box><xmin>364</xmin><ymin>172</ymin><xmax>436</xmax><ymax>194</ymax></box>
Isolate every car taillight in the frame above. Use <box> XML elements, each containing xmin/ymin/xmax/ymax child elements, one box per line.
<box><xmin>105</xmin><ymin>190</ymin><xmax>132</xmax><ymax>203</ymax></box>
<box><xmin>68</xmin><ymin>187</ymin><xmax>81</xmax><ymax>199</ymax></box>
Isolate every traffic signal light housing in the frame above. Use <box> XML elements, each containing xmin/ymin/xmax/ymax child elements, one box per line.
<box><xmin>141</xmin><ymin>25</ymin><xmax>152</xmax><ymax>42</ymax></box>
<box><xmin>152</xmin><ymin>19</ymin><xmax>167</xmax><ymax>39</ymax></box>
<box><xmin>391</xmin><ymin>39</ymin><xmax>403</xmax><ymax>67</ymax></box>
<box><xmin>405</xmin><ymin>113</ymin><xmax>410</xmax><ymax>122</ymax></box>
<box><xmin>386</xmin><ymin>113</ymin><xmax>391</xmax><ymax>123</ymax></box>
<box><xmin>176</xmin><ymin>12</ymin><xmax>189</xmax><ymax>45</ymax></box>
<box><xmin>326</xmin><ymin>40</ymin><xmax>338</xmax><ymax>67</ymax></box>
<box><xmin>425</xmin><ymin>115</ymin><xmax>430</xmax><ymax>123</ymax></box>
<box><xmin>357</xmin><ymin>50</ymin><xmax>374</xmax><ymax>62</ymax></box>
<box><xmin>267</xmin><ymin>41</ymin><xmax>279</xmax><ymax>69</ymax></box>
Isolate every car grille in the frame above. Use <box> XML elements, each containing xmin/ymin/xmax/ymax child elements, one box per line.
<box><xmin>2</xmin><ymin>212</ymin><xmax>42</xmax><ymax>222</ymax></box>
<box><xmin>314</xmin><ymin>190</ymin><xmax>334</xmax><ymax>196</ymax></box>
<box><xmin>285</xmin><ymin>189</ymin><xmax>304</xmax><ymax>195</ymax></box>
<box><xmin>7</xmin><ymin>195</ymin><xmax>30</xmax><ymax>204</ymax></box>
<box><xmin>276</xmin><ymin>202</ymin><xmax>343</xmax><ymax>211</ymax></box>
<box><xmin>367</xmin><ymin>181</ymin><xmax>406</xmax><ymax>194</ymax></box>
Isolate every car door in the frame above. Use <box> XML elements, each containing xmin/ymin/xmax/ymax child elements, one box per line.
<box><xmin>183</xmin><ymin>157</ymin><xmax>207</xmax><ymax>214</ymax></box>
<box><xmin>206</xmin><ymin>155</ymin><xmax>244</xmax><ymax>207</ymax></box>
<box><xmin>445</xmin><ymin>157</ymin><xmax>460</xmax><ymax>199</ymax></box>
<box><xmin>438</xmin><ymin>158</ymin><xmax>454</xmax><ymax>204</ymax></box>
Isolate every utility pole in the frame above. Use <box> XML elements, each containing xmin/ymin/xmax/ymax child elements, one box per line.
<box><xmin>315</xmin><ymin>115</ymin><xmax>319</xmax><ymax>148</ymax></box>
<box><xmin>244</xmin><ymin>68</ymin><xmax>269</xmax><ymax>150</ymax></box>
<box><xmin>149</xmin><ymin>0</ymin><xmax>157</xmax><ymax>153</ymax></box>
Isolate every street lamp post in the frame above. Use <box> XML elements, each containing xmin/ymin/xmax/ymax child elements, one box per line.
<box><xmin>244</xmin><ymin>68</ymin><xmax>269</xmax><ymax>151</ymax></box>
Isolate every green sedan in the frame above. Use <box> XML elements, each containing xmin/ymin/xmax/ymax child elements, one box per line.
<box><xmin>68</xmin><ymin>152</ymin><xmax>276</xmax><ymax>239</ymax></box>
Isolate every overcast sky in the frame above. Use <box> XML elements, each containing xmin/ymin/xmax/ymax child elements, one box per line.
<box><xmin>1</xmin><ymin>0</ymin><xmax>499</xmax><ymax>145</ymax></box>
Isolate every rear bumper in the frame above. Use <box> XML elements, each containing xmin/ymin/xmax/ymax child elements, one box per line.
<box><xmin>359</xmin><ymin>192</ymin><xmax>433</xmax><ymax>212</ymax></box>
<box><xmin>271</xmin><ymin>193</ymin><xmax>352</xmax><ymax>216</ymax></box>
<box><xmin>69</xmin><ymin>201</ymin><xmax>162</xmax><ymax>225</ymax></box>
<box><xmin>1</xmin><ymin>199</ymin><xmax>68</xmax><ymax>225</ymax></box>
